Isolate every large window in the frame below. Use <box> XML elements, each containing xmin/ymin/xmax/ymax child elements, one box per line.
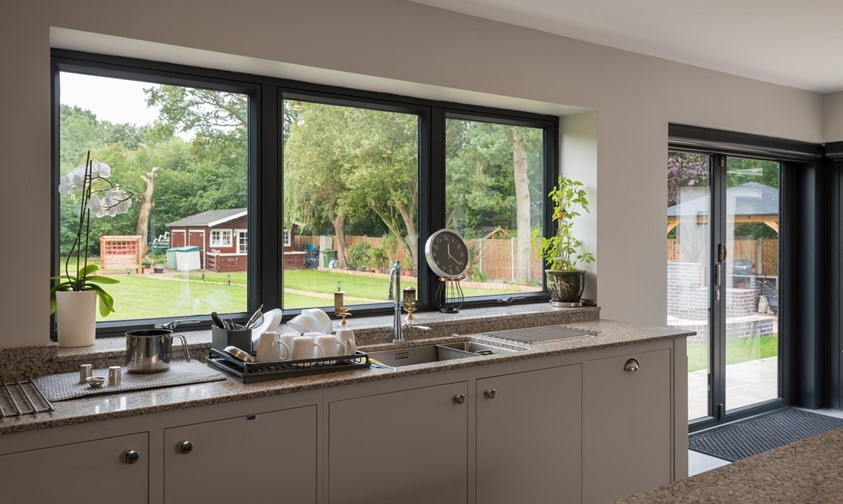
<box><xmin>282</xmin><ymin>98</ymin><xmax>420</xmax><ymax>309</ymax></box>
<box><xmin>56</xmin><ymin>69</ymin><xmax>249</xmax><ymax>324</ymax></box>
<box><xmin>445</xmin><ymin>116</ymin><xmax>546</xmax><ymax>297</ymax></box>
<box><xmin>53</xmin><ymin>50</ymin><xmax>558</xmax><ymax>334</ymax></box>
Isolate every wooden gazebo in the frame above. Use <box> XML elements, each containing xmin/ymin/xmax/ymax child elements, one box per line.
<box><xmin>667</xmin><ymin>182</ymin><xmax>778</xmax><ymax>234</ymax></box>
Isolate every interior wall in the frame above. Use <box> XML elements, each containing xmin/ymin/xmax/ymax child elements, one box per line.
<box><xmin>0</xmin><ymin>0</ymin><xmax>825</xmax><ymax>348</ymax></box>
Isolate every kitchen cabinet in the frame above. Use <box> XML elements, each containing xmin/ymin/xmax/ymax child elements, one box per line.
<box><xmin>164</xmin><ymin>405</ymin><xmax>317</xmax><ymax>503</ymax></box>
<box><xmin>476</xmin><ymin>364</ymin><xmax>582</xmax><ymax>504</ymax></box>
<box><xmin>582</xmin><ymin>348</ymin><xmax>672</xmax><ymax>504</ymax></box>
<box><xmin>328</xmin><ymin>381</ymin><xmax>469</xmax><ymax>504</ymax></box>
<box><xmin>0</xmin><ymin>432</ymin><xmax>148</xmax><ymax>504</ymax></box>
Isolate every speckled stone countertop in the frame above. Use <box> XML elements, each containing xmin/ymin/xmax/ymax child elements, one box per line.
<box><xmin>613</xmin><ymin>428</ymin><xmax>843</xmax><ymax>504</ymax></box>
<box><xmin>0</xmin><ymin>306</ymin><xmax>692</xmax><ymax>435</ymax></box>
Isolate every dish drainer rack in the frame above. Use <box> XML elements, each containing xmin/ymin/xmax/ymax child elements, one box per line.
<box><xmin>0</xmin><ymin>377</ymin><xmax>54</xmax><ymax>417</ymax></box>
<box><xmin>206</xmin><ymin>348</ymin><xmax>371</xmax><ymax>384</ymax></box>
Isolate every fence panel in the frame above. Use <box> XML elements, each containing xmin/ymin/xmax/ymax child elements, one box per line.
<box><xmin>667</xmin><ymin>238</ymin><xmax>778</xmax><ymax>275</ymax></box>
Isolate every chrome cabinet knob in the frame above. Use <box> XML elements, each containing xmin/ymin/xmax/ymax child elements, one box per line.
<box><xmin>484</xmin><ymin>388</ymin><xmax>497</xmax><ymax>399</ymax></box>
<box><xmin>177</xmin><ymin>440</ymin><xmax>194</xmax><ymax>454</ymax></box>
<box><xmin>123</xmin><ymin>449</ymin><xmax>140</xmax><ymax>464</ymax></box>
<box><xmin>453</xmin><ymin>393</ymin><xmax>466</xmax><ymax>405</ymax></box>
<box><xmin>624</xmin><ymin>359</ymin><xmax>640</xmax><ymax>372</ymax></box>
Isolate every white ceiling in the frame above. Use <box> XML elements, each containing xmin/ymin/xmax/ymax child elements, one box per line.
<box><xmin>410</xmin><ymin>0</ymin><xmax>843</xmax><ymax>93</ymax></box>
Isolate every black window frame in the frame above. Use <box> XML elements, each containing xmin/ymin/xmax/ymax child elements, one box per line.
<box><xmin>51</xmin><ymin>49</ymin><xmax>559</xmax><ymax>338</ymax></box>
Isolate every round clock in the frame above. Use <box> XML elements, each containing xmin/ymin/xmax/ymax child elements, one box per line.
<box><xmin>425</xmin><ymin>229</ymin><xmax>469</xmax><ymax>279</ymax></box>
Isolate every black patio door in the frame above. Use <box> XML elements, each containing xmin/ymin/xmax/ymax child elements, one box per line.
<box><xmin>669</xmin><ymin>151</ymin><xmax>786</xmax><ymax>431</ymax></box>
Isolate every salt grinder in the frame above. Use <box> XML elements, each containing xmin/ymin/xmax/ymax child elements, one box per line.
<box><xmin>79</xmin><ymin>364</ymin><xmax>93</xmax><ymax>384</ymax></box>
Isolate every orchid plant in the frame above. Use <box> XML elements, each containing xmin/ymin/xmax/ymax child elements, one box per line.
<box><xmin>50</xmin><ymin>151</ymin><xmax>133</xmax><ymax>316</ymax></box>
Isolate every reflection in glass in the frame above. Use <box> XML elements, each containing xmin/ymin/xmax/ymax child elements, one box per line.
<box><xmin>666</xmin><ymin>151</ymin><xmax>711</xmax><ymax>421</ymax></box>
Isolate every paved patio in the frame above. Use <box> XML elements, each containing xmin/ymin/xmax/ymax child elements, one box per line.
<box><xmin>689</xmin><ymin>357</ymin><xmax>779</xmax><ymax>420</ymax></box>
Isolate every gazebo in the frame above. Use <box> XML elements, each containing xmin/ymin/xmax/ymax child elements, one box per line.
<box><xmin>667</xmin><ymin>182</ymin><xmax>779</xmax><ymax>234</ymax></box>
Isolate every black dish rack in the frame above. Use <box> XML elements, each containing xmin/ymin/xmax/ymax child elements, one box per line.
<box><xmin>206</xmin><ymin>347</ymin><xmax>371</xmax><ymax>384</ymax></box>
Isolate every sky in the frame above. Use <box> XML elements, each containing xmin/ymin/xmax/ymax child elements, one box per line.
<box><xmin>60</xmin><ymin>72</ymin><xmax>161</xmax><ymax>125</ymax></box>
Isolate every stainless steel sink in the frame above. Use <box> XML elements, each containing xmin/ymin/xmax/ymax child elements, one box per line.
<box><xmin>368</xmin><ymin>341</ymin><xmax>517</xmax><ymax>368</ymax></box>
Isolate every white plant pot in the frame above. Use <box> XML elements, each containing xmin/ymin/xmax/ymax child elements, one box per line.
<box><xmin>55</xmin><ymin>290</ymin><xmax>97</xmax><ymax>347</ymax></box>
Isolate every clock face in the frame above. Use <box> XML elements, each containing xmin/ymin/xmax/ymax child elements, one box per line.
<box><xmin>425</xmin><ymin>229</ymin><xmax>469</xmax><ymax>279</ymax></box>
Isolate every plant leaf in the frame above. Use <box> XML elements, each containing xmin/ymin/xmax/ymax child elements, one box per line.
<box><xmin>86</xmin><ymin>275</ymin><xmax>120</xmax><ymax>285</ymax></box>
<box><xmin>87</xmin><ymin>283</ymin><xmax>115</xmax><ymax>317</ymax></box>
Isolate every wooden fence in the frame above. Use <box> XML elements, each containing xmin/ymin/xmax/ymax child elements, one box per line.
<box><xmin>668</xmin><ymin>238</ymin><xmax>778</xmax><ymax>275</ymax></box>
<box><xmin>295</xmin><ymin>234</ymin><xmax>544</xmax><ymax>282</ymax></box>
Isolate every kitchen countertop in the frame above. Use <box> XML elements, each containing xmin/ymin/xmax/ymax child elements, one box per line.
<box><xmin>613</xmin><ymin>427</ymin><xmax>843</xmax><ymax>504</ymax></box>
<box><xmin>0</xmin><ymin>314</ymin><xmax>692</xmax><ymax>436</ymax></box>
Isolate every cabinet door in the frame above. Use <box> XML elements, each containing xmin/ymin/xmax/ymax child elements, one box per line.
<box><xmin>329</xmin><ymin>382</ymin><xmax>468</xmax><ymax>504</ymax></box>
<box><xmin>0</xmin><ymin>432</ymin><xmax>148</xmax><ymax>504</ymax></box>
<box><xmin>477</xmin><ymin>365</ymin><xmax>582</xmax><ymax>504</ymax></box>
<box><xmin>164</xmin><ymin>405</ymin><xmax>317</xmax><ymax>503</ymax></box>
<box><xmin>583</xmin><ymin>348</ymin><xmax>671</xmax><ymax>504</ymax></box>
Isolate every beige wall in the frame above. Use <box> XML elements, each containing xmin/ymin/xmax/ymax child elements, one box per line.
<box><xmin>0</xmin><ymin>0</ymin><xmax>828</xmax><ymax>347</ymax></box>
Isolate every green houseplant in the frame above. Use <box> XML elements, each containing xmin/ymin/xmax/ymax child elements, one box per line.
<box><xmin>535</xmin><ymin>175</ymin><xmax>595</xmax><ymax>305</ymax></box>
<box><xmin>51</xmin><ymin>152</ymin><xmax>133</xmax><ymax>346</ymax></box>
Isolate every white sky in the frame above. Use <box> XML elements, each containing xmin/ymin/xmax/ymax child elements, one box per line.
<box><xmin>60</xmin><ymin>72</ymin><xmax>161</xmax><ymax>125</ymax></box>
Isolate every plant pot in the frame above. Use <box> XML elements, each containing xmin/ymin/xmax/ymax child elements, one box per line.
<box><xmin>545</xmin><ymin>269</ymin><xmax>585</xmax><ymax>306</ymax></box>
<box><xmin>153</xmin><ymin>267</ymin><xmax>164</xmax><ymax>273</ymax></box>
<box><xmin>55</xmin><ymin>290</ymin><xmax>97</xmax><ymax>347</ymax></box>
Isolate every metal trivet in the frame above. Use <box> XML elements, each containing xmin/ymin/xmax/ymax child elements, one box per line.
<box><xmin>35</xmin><ymin>361</ymin><xmax>226</xmax><ymax>402</ymax></box>
<box><xmin>483</xmin><ymin>325</ymin><xmax>598</xmax><ymax>344</ymax></box>
<box><xmin>0</xmin><ymin>377</ymin><xmax>54</xmax><ymax>417</ymax></box>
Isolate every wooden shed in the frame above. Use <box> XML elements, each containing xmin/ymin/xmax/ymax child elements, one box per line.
<box><xmin>167</xmin><ymin>209</ymin><xmax>304</xmax><ymax>272</ymax></box>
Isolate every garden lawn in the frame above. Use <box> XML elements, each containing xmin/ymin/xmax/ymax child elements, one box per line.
<box><xmin>102</xmin><ymin>269</ymin><xmax>538</xmax><ymax>320</ymax></box>
<box><xmin>687</xmin><ymin>335</ymin><xmax>779</xmax><ymax>373</ymax></box>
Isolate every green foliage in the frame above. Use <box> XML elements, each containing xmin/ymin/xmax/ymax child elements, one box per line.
<box><xmin>535</xmin><ymin>176</ymin><xmax>595</xmax><ymax>271</ymax></box>
<box><xmin>347</xmin><ymin>241</ymin><xmax>372</xmax><ymax>270</ymax></box>
<box><xmin>51</xmin><ymin>264</ymin><xmax>118</xmax><ymax>317</ymax></box>
<box><xmin>367</xmin><ymin>247</ymin><xmax>389</xmax><ymax>270</ymax></box>
<box><xmin>445</xmin><ymin>119</ymin><xmax>543</xmax><ymax>232</ymax></box>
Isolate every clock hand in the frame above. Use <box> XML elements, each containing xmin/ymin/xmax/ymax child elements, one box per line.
<box><xmin>447</xmin><ymin>244</ymin><xmax>456</xmax><ymax>261</ymax></box>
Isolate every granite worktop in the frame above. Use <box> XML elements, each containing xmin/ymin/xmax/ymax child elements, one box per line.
<box><xmin>613</xmin><ymin>427</ymin><xmax>843</xmax><ymax>504</ymax></box>
<box><xmin>0</xmin><ymin>306</ymin><xmax>692</xmax><ymax>436</ymax></box>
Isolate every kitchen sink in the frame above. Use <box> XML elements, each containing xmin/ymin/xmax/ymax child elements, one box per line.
<box><xmin>368</xmin><ymin>341</ymin><xmax>518</xmax><ymax>368</ymax></box>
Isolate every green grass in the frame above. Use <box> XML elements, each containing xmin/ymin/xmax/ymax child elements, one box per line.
<box><xmin>687</xmin><ymin>335</ymin><xmax>779</xmax><ymax>372</ymax></box>
<box><xmin>100</xmin><ymin>269</ymin><xmax>529</xmax><ymax>320</ymax></box>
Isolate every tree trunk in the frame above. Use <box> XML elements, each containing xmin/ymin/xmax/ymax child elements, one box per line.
<box><xmin>512</xmin><ymin>134</ymin><xmax>531</xmax><ymax>282</ymax></box>
<box><xmin>329</xmin><ymin>210</ymin><xmax>349</xmax><ymax>269</ymax></box>
<box><xmin>136</xmin><ymin>167</ymin><xmax>160</xmax><ymax>256</ymax></box>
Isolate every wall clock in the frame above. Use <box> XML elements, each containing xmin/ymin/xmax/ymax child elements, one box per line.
<box><xmin>425</xmin><ymin>229</ymin><xmax>468</xmax><ymax>312</ymax></box>
<box><xmin>424</xmin><ymin>228</ymin><xmax>469</xmax><ymax>279</ymax></box>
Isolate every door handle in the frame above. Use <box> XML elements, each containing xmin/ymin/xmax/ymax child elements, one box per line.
<box><xmin>714</xmin><ymin>264</ymin><xmax>721</xmax><ymax>286</ymax></box>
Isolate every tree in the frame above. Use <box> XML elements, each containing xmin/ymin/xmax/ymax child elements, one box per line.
<box><xmin>668</xmin><ymin>152</ymin><xmax>709</xmax><ymax>207</ymax></box>
<box><xmin>136</xmin><ymin>167</ymin><xmax>159</xmax><ymax>255</ymax></box>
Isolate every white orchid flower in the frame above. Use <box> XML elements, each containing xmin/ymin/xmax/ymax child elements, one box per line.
<box><xmin>69</xmin><ymin>165</ymin><xmax>87</xmax><ymax>190</ymax></box>
<box><xmin>90</xmin><ymin>160</ymin><xmax>111</xmax><ymax>179</ymax></box>
<box><xmin>58</xmin><ymin>176</ymin><xmax>73</xmax><ymax>196</ymax></box>
<box><xmin>86</xmin><ymin>194</ymin><xmax>104</xmax><ymax>217</ymax></box>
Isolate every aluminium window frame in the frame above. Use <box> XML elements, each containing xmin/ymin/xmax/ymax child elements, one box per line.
<box><xmin>51</xmin><ymin>49</ymin><xmax>558</xmax><ymax>337</ymax></box>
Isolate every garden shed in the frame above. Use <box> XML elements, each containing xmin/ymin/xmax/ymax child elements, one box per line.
<box><xmin>167</xmin><ymin>209</ymin><xmax>303</xmax><ymax>272</ymax></box>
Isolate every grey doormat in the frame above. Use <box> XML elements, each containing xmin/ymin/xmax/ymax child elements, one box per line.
<box><xmin>689</xmin><ymin>408</ymin><xmax>843</xmax><ymax>461</ymax></box>
<box><xmin>34</xmin><ymin>360</ymin><xmax>226</xmax><ymax>401</ymax></box>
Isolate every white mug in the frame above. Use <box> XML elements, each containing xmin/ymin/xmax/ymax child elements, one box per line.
<box><xmin>255</xmin><ymin>331</ymin><xmax>282</xmax><ymax>362</ymax></box>
<box><xmin>336</xmin><ymin>328</ymin><xmax>356</xmax><ymax>356</ymax></box>
<box><xmin>315</xmin><ymin>334</ymin><xmax>343</xmax><ymax>358</ymax></box>
<box><xmin>292</xmin><ymin>335</ymin><xmax>323</xmax><ymax>360</ymax></box>
<box><xmin>277</xmin><ymin>334</ymin><xmax>297</xmax><ymax>361</ymax></box>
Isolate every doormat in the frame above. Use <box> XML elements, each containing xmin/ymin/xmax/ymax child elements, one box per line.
<box><xmin>689</xmin><ymin>408</ymin><xmax>843</xmax><ymax>462</ymax></box>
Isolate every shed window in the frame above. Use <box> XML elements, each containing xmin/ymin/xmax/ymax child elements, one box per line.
<box><xmin>211</xmin><ymin>230</ymin><xmax>233</xmax><ymax>247</ymax></box>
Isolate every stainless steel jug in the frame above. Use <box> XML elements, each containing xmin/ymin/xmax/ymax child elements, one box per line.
<box><xmin>124</xmin><ymin>329</ymin><xmax>191</xmax><ymax>373</ymax></box>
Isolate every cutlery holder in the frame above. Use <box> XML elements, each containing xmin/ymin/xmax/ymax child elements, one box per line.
<box><xmin>211</xmin><ymin>325</ymin><xmax>253</xmax><ymax>352</ymax></box>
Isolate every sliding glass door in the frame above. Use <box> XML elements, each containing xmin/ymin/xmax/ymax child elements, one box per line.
<box><xmin>668</xmin><ymin>152</ymin><xmax>782</xmax><ymax>427</ymax></box>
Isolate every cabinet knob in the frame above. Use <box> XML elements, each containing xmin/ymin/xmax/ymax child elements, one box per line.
<box><xmin>484</xmin><ymin>388</ymin><xmax>497</xmax><ymax>399</ymax></box>
<box><xmin>177</xmin><ymin>440</ymin><xmax>194</xmax><ymax>454</ymax></box>
<box><xmin>453</xmin><ymin>393</ymin><xmax>466</xmax><ymax>405</ymax></box>
<box><xmin>123</xmin><ymin>449</ymin><xmax>140</xmax><ymax>464</ymax></box>
<box><xmin>624</xmin><ymin>359</ymin><xmax>640</xmax><ymax>372</ymax></box>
